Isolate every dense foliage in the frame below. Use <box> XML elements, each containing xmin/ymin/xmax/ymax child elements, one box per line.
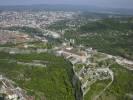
<box><xmin>64</xmin><ymin>18</ymin><xmax>133</xmax><ymax>60</ymax></box>
<box><xmin>0</xmin><ymin>52</ymin><xmax>75</xmax><ymax>100</ymax></box>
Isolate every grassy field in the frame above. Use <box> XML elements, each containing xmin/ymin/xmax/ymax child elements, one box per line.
<box><xmin>84</xmin><ymin>63</ymin><xmax>133</xmax><ymax>100</ymax></box>
<box><xmin>99</xmin><ymin>63</ymin><xmax>133</xmax><ymax>100</ymax></box>
<box><xmin>0</xmin><ymin>52</ymin><xmax>75</xmax><ymax>100</ymax></box>
<box><xmin>84</xmin><ymin>80</ymin><xmax>111</xmax><ymax>100</ymax></box>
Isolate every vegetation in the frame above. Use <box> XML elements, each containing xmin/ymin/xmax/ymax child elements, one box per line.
<box><xmin>64</xmin><ymin>17</ymin><xmax>133</xmax><ymax>60</ymax></box>
<box><xmin>0</xmin><ymin>26</ymin><xmax>44</xmax><ymax>36</ymax></box>
<box><xmin>84</xmin><ymin>63</ymin><xmax>133</xmax><ymax>100</ymax></box>
<box><xmin>27</xmin><ymin>41</ymin><xmax>52</xmax><ymax>49</ymax></box>
<box><xmin>47</xmin><ymin>20</ymin><xmax>69</xmax><ymax>31</ymax></box>
<box><xmin>78</xmin><ymin>18</ymin><xmax>133</xmax><ymax>32</ymax></box>
<box><xmin>0</xmin><ymin>52</ymin><xmax>75</xmax><ymax>100</ymax></box>
<box><xmin>74</xmin><ymin>63</ymin><xmax>85</xmax><ymax>73</ymax></box>
<box><xmin>0</xmin><ymin>43</ymin><xmax>16</xmax><ymax>47</ymax></box>
<box><xmin>84</xmin><ymin>80</ymin><xmax>110</xmax><ymax>100</ymax></box>
<box><xmin>101</xmin><ymin>63</ymin><xmax>133</xmax><ymax>100</ymax></box>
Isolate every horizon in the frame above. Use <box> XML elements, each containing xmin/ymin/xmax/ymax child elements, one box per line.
<box><xmin>0</xmin><ymin>4</ymin><xmax>133</xmax><ymax>10</ymax></box>
<box><xmin>0</xmin><ymin>0</ymin><xmax>133</xmax><ymax>9</ymax></box>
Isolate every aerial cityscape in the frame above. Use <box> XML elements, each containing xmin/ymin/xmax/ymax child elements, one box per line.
<box><xmin>0</xmin><ymin>0</ymin><xmax>133</xmax><ymax>100</ymax></box>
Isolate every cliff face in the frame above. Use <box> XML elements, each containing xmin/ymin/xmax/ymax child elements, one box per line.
<box><xmin>72</xmin><ymin>70</ymin><xmax>83</xmax><ymax>100</ymax></box>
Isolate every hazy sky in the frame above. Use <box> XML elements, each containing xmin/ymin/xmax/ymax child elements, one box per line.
<box><xmin>0</xmin><ymin>0</ymin><xmax>133</xmax><ymax>8</ymax></box>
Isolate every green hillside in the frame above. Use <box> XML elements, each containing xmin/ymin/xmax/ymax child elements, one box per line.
<box><xmin>0</xmin><ymin>52</ymin><xmax>75</xmax><ymax>100</ymax></box>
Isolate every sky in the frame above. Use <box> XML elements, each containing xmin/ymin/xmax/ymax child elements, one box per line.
<box><xmin>0</xmin><ymin>0</ymin><xmax>133</xmax><ymax>9</ymax></box>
